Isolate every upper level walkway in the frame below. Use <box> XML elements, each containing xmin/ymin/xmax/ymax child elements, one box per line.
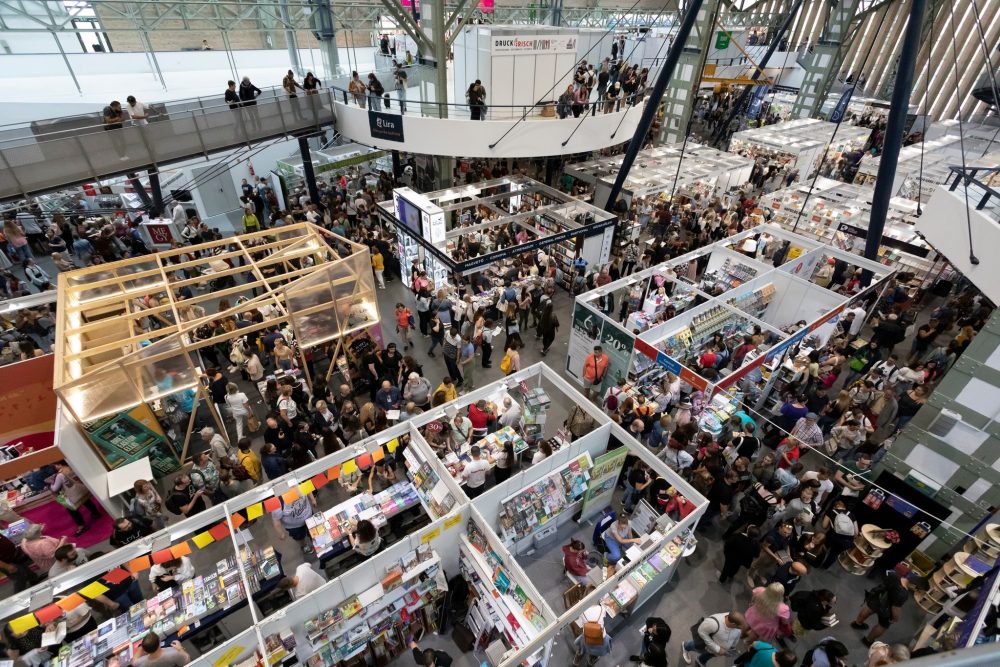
<box><xmin>0</xmin><ymin>73</ymin><xmax>644</xmax><ymax>202</ymax></box>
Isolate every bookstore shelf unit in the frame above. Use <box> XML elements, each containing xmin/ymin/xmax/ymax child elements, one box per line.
<box><xmin>571</xmin><ymin>223</ymin><xmax>894</xmax><ymax>409</ymax></box>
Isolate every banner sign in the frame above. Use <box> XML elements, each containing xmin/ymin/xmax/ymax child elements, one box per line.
<box><xmin>579</xmin><ymin>447</ymin><xmax>630</xmax><ymax>522</ymax></box>
<box><xmin>830</xmin><ymin>86</ymin><xmax>855</xmax><ymax>123</ymax></box>
<box><xmin>567</xmin><ymin>302</ymin><xmax>604</xmax><ymax>384</ymax></box>
<box><xmin>836</xmin><ymin>221</ymin><xmax>931</xmax><ymax>258</ymax></box>
<box><xmin>369</xmin><ymin>111</ymin><xmax>405</xmax><ymax>142</ymax></box>
<box><xmin>491</xmin><ymin>35</ymin><xmax>577</xmax><ymax>55</ymax></box>
<box><xmin>715</xmin><ymin>31</ymin><xmax>731</xmax><ymax>49</ymax></box>
<box><xmin>601</xmin><ymin>324</ymin><xmax>634</xmax><ymax>391</ymax></box>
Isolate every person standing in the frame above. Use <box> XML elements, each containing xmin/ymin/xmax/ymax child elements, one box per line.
<box><xmin>851</xmin><ymin>570</ymin><xmax>910</xmax><ymax>645</ymax></box>
<box><xmin>225</xmin><ymin>80</ymin><xmax>241</xmax><ymax>109</ymax></box>
<box><xmin>394</xmin><ymin>63</ymin><xmax>408</xmax><ymax>113</ymax></box>
<box><xmin>719</xmin><ymin>525</ymin><xmax>760</xmax><ymax>584</ymax></box>
<box><xmin>461</xmin><ymin>446</ymin><xmax>490</xmax><ymax>498</ymax></box>
<box><xmin>442</xmin><ymin>326</ymin><xmax>464</xmax><ymax>386</ymax></box>
<box><xmin>272</xmin><ymin>494</ymin><xmax>318</xmax><ymax>554</ymax></box>
<box><xmin>239</xmin><ymin>76</ymin><xmax>263</xmax><ymax>130</ymax></box>
<box><xmin>133</xmin><ymin>633</ymin><xmax>190</xmax><ymax>667</ymax></box>
<box><xmin>458</xmin><ymin>333</ymin><xmax>476</xmax><ymax>392</ymax></box>
<box><xmin>372</xmin><ymin>246</ymin><xmax>386</xmax><ymax>288</ymax></box>
<box><xmin>125</xmin><ymin>95</ymin><xmax>149</xmax><ymax>126</ymax></box>
<box><xmin>582</xmin><ymin>345</ymin><xmax>609</xmax><ymax>401</ymax></box>
<box><xmin>348</xmin><ymin>71</ymin><xmax>367</xmax><ymax>108</ymax></box>
<box><xmin>367</xmin><ymin>73</ymin><xmax>385</xmax><ymax>109</ymax></box>
<box><xmin>165</xmin><ymin>474</ymin><xmax>207</xmax><ymax>518</ymax></box>
<box><xmin>632</xmin><ymin>617</ymin><xmax>670</xmax><ymax>666</ymax></box>
<box><xmin>410</xmin><ymin>640</ymin><xmax>452</xmax><ymax>666</ymax></box>
<box><xmin>278</xmin><ymin>562</ymin><xmax>327</xmax><ymax>599</ymax></box>
<box><xmin>538</xmin><ymin>301</ymin><xmax>560</xmax><ymax>356</ymax></box>
<box><xmin>682</xmin><ymin>611</ymin><xmax>746</xmax><ymax>666</ymax></box>
<box><xmin>102</xmin><ymin>100</ymin><xmax>128</xmax><ymax>159</ymax></box>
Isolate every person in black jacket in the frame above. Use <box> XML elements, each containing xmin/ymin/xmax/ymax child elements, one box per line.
<box><xmin>239</xmin><ymin>76</ymin><xmax>262</xmax><ymax>105</ymax></box>
<box><xmin>719</xmin><ymin>525</ymin><xmax>760</xmax><ymax>584</ymax></box>
<box><xmin>630</xmin><ymin>617</ymin><xmax>670</xmax><ymax>666</ymax></box>
<box><xmin>791</xmin><ymin>588</ymin><xmax>836</xmax><ymax>637</ymax></box>
<box><xmin>410</xmin><ymin>640</ymin><xmax>452</xmax><ymax>666</ymax></box>
<box><xmin>224</xmin><ymin>80</ymin><xmax>240</xmax><ymax>109</ymax></box>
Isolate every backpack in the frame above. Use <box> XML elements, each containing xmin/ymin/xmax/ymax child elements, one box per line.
<box><xmin>740</xmin><ymin>484</ymin><xmax>772</xmax><ymax>518</ymax></box>
<box><xmin>500</xmin><ymin>353</ymin><xmax>513</xmax><ymax>374</ymax></box>
<box><xmin>583</xmin><ymin>621</ymin><xmax>604</xmax><ymax>646</ymax></box>
<box><xmin>832</xmin><ymin>510</ymin><xmax>856</xmax><ymax>536</ymax></box>
<box><xmin>849</xmin><ymin>352</ymin><xmax>869</xmax><ymax>372</ymax></box>
<box><xmin>604</xmin><ymin>388</ymin><xmax>621</xmax><ymax>411</ymax></box>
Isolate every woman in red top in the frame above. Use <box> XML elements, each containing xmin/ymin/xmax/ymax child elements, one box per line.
<box><xmin>395</xmin><ymin>303</ymin><xmax>413</xmax><ymax>350</ymax></box>
<box><xmin>562</xmin><ymin>539</ymin><xmax>590</xmax><ymax>585</ymax></box>
<box><xmin>467</xmin><ymin>400</ymin><xmax>492</xmax><ymax>438</ymax></box>
<box><xmin>775</xmin><ymin>438</ymin><xmax>800</xmax><ymax>469</ymax></box>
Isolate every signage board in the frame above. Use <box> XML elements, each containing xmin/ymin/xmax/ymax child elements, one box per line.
<box><xmin>369</xmin><ymin>111</ymin><xmax>405</xmax><ymax>142</ymax></box>
<box><xmin>491</xmin><ymin>35</ymin><xmax>578</xmax><ymax>55</ymax></box>
<box><xmin>715</xmin><ymin>31</ymin><xmax>731</xmax><ymax>49</ymax></box>
<box><xmin>579</xmin><ymin>447</ymin><xmax>630</xmax><ymax>522</ymax></box>
<box><xmin>567</xmin><ymin>302</ymin><xmax>604</xmax><ymax>384</ymax></box>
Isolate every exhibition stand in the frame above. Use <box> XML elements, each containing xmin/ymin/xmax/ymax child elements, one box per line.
<box><xmin>51</xmin><ymin>223</ymin><xmax>382</xmax><ymax>492</ymax></box>
<box><xmin>569</xmin><ymin>224</ymin><xmax>894</xmax><ymax>411</ymax></box>
<box><xmin>378</xmin><ymin>177</ymin><xmax>616</xmax><ymax>286</ymax></box>
<box><xmin>563</xmin><ymin>142</ymin><xmax>755</xmax><ymax>208</ymax></box>
<box><xmin>1</xmin><ymin>363</ymin><xmax>706</xmax><ymax>667</ymax></box>
<box><xmin>728</xmin><ymin>118</ymin><xmax>871</xmax><ymax>176</ymax></box>
<box><xmin>761</xmin><ymin>176</ymin><xmax>938</xmax><ymax>277</ymax></box>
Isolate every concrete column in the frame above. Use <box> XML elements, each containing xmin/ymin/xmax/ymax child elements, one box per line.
<box><xmin>789</xmin><ymin>0</ymin><xmax>862</xmax><ymax>119</ymax></box>
<box><xmin>431</xmin><ymin>0</ymin><xmax>449</xmax><ymax>119</ymax></box>
<box><xmin>658</xmin><ymin>0</ymin><xmax>721</xmax><ymax>145</ymax></box>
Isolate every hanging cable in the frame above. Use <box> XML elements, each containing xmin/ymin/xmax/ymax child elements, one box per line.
<box><xmin>488</xmin><ymin>0</ymin><xmax>651</xmax><ymax>150</ymax></box>
<box><xmin>945</xmin><ymin>0</ymin><xmax>980</xmax><ymax>265</ymax></box>
<box><xmin>788</xmin><ymin>4</ymin><xmax>891</xmax><ymax>233</ymax></box>
<box><xmin>563</xmin><ymin>1</ymin><xmax>678</xmax><ymax>146</ymax></box>
<box><xmin>914</xmin><ymin>6</ymin><xmax>934</xmax><ymax>216</ymax></box>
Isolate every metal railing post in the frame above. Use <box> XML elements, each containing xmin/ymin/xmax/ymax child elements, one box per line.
<box><xmin>189</xmin><ymin>111</ymin><xmax>210</xmax><ymax>159</ymax></box>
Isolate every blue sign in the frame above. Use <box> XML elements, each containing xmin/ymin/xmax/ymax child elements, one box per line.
<box><xmin>747</xmin><ymin>84</ymin><xmax>769</xmax><ymax>118</ymax></box>
<box><xmin>765</xmin><ymin>328</ymin><xmax>808</xmax><ymax>361</ymax></box>
<box><xmin>830</xmin><ymin>86</ymin><xmax>855</xmax><ymax>123</ymax></box>
<box><xmin>656</xmin><ymin>352</ymin><xmax>682</xmax><ymax>375</ymax></box>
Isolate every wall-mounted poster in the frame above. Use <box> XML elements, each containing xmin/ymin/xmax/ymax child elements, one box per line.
<box><xmin>81</xmin><ymin>403</ymin><xmax>180</xmax><ymax>477</ymax></box>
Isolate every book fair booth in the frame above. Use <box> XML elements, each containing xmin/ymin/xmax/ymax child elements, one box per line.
<box><xmin>568</xmin><ymin>224</ymin><xmax>893</xmax><ymax>417</ymax></box>
<box><xmin>759</xmin><ymin>176</ymin><xmax>938</xmax><ymax>278</ymax></box>
<box><xmin>728</xmin><ymin>118</ymin><xmax>871</xmax><ymax>177</ymax></box>
<box><xmin>1</xmin><ymin>364</ymin><xmax>704</xmax><ymax>667</ymax></box>
<box><xmin>50</xmin><ymin>224</ymin><xmax>381</xmax><ymax>506</ymax></box>
<box><xmin>562</xmin><ymin>142</ymin><xmax>755</xmax><ymax>209</ymax></box>
<box><xmin>378</xmin><ymin>177</ymin><xmax>616</xmax><ymax>292</ymax></box>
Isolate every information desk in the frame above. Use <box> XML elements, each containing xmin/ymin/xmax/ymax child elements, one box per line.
<box><xmin>50</xmin><ymin>547</ymin><xmax>283</xmax><ymax>667</ymax></box>
<box><xmin>306</xmin><ymin>481</ymin><xmax>421</xmax><ymax>561</ymax></box>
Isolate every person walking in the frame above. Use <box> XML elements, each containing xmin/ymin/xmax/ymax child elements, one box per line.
<box><xmin>49</xmin><ymin>462</ymin><xmax>101</xmax><ymax>536</ymax></box>
<box><xmin>682</xmin><ymin>611</ymin><xmax>746</xmax><ymax>666</ymax></box>
<box><xmin>372</xmin><ymin>246</ymin><xmax>386</xmax><ymax>288</ymax></box>
<box><xmin>224</xmin><ymin>382</ymin><xmax>252</xmax><ymax>441</ymax></box>
<box><xmin>790</xmin><ymin>589</ymin><xmax>837</xmax><ymax>640</ymax></box>
<box><xmin>744</xmin><ymin>583</ymin><xmax>791</xmax><ymax>643</ymax></box>
<box><xmin>582</xmin><ymin>345</ymin><xmax>609</xmax><ymax>401</ymax></box>
<box><xmin>442</xmin><ymin>326</ymin><xmax>464</xmax><ymax>386</ymax></box>
<box><xmin>631</xmin><ymin>617</ymin><xmax>670</xmax><ymax>666</ymax></box>
<box><xmin>851</xmin><ymin>570</ymin><xmax>910</xmax><ymax>645</ymax></box>
<box><xmin>538</xmin><ymin>301</ymin><xmax>560</xmax><ymax>356</ymax></box>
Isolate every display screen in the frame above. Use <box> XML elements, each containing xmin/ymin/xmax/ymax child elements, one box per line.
<box><xmin>398</xmin><ymin>198</ymin><xmax>422</xmax><ymax>234</ymax></box>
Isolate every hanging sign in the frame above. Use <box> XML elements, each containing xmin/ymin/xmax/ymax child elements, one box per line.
<box><xmin>491</xmin><ymin>35</ymin><xmax>578</xmax><ymax>55</ymax></box>
<box><xmin>830</xmin><ymin>86</ymin><xmax>856</xmax><ymax>123</ymax></box>
<box><xmin>369</xmin><ymin>111</ymin><xmax>405</xmax><ymax>142</ymax></box>
<box><xmin>715</xmin><ymin>31</ymin><xmax>731</xmax><ymax>49</ymax></box>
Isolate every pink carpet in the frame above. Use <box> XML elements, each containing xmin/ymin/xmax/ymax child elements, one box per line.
<box><xmin>20</xmin><ymin>499</ymin><xmax>114</xmax><ymax>549</ymax></box>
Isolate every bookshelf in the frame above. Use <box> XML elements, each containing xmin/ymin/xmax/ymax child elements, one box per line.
<box><xmin>301</xmin><ymin>545</ymin><xmax>444</xmax><ymax>667</ymax></box>
<box><xmin>496</xmin><ymin>452</ymin><xmax>594</xmax><ymax>545</ymax></box>
<box><xmin>401</xmin><ymin>442</ymin><xmax>458</xmax><ymax>519</ymax></box>
<box><xmin>305</xmin><ymin>482</ymin><xmax>421</xmax><ymax>557</ymax></box>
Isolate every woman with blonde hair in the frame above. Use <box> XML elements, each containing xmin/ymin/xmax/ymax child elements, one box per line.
<box><xmin>744</xmin><ymin>582</ymin><xmax>791</xmax><ymax>642</ymax></box>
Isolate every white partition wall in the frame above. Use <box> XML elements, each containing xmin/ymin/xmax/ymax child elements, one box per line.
<box><xmin>452</xmin><ymin>25</ymin><xmax>582</xmax><ymax>108</ymax></box>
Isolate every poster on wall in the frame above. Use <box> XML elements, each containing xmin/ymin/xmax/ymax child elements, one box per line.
<box><xmin>579</xmin><ymin>447</ymin><xmax>629</xmax><ymax>522</ymax></box>
<box><xmin>567</xmin><ymin>302</ymin><xmax>603</xmax><ymax>384</ymax></box>
<box><xmin>369</xmin><ymin>111</ymin><xmax>405</xmax><ymax>143</ymax></box>
<box><xmin>81</xmin><ymin>403</ymin><xmax>179</xmax><ymax>477</ymax></box>
<box><xmin>601</xmin><ymin>324</ymin><xmax>634</xmax><ymax>391</ymax></box>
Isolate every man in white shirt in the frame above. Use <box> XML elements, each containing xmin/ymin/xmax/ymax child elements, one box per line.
<box><xmin>844</xmin><ymin>305</ymin><xmax>867</xmax><ymax>337</ymax></box>
<box><xmin>126</xmin><ymin>95</ymin><xmax>149</xmax><ymax>125</ymax></box>
<box><xmin>498</xmin><ymin>396</ymin><xmax>522</xmax><ymax>428</ymax></box>
<box><xmin>462</xmin><ymin>445</ymin><xmax>490</xmax><ymax>498</ymax></box>
<box><xmin>799</xmin><ymin>466</ymin><xmax>834</xmax><ymax>506</ymax></box>
<box><xmin>148</xmin><ymin>556</ymin><xmax>195</xmax><ymax>591</ymax></box>
<box><xmin>682</xmin><ymin>611</ymin><xmax>746</xmax><ymax>665</ymax></box>
<box><xmin>278</xmin><ymin>562</ymin><xmax>327</xmax><ymax>599</ymax></box>
<box><xmin>172</xmin><ymin>200</ymin><xmax>186</xmax><ymax>225</ymax></box>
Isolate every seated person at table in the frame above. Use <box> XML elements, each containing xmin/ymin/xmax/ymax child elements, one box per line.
<box><xmin>349</xmin><ymin>518</ymin><xmax>382</xmax><ymax>558</ymax></box>
<box><xmin>133</xmin><ymin>632</ymin><xmax>190</xmax><ymax>667</ymax></box>
<box><xmin>149</xmin><ymin>556</ymin><xmax>195</xmax><ymax>592</ymax></box>
<box><xmin>563</xmin><ymin>539</ymin><xmax>591</xmax><ymax>586</ymax></box>
<box><xmin>603</xmin><ymin>513</ymin><xmax>641</xmax><ymax>564</ymax></box>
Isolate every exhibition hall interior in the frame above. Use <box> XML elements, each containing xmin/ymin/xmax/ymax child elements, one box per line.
<box><xmin>1</xmin><ymin>0</ymin><xmax>1000</xmax><ymax>666</ymax></box>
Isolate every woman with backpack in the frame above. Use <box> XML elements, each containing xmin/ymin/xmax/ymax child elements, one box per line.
<box><xmin>820</xmin><ymin>500</ymin><xmax>857</xmax><ymax>568</ymax></box>
<box><xmin>801</xmin><ymin>637</ymin><xmax>849</xmax><ymax>667</ymax></box>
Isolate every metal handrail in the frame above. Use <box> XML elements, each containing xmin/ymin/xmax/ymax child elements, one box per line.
<box><xmin>947</xmin><ymin>165</ymin><xmax>1000</xmax><ymax>212</ymax></box>
<box><xmin>0</xmin><ymin>79</ymin><xmax>649</xmax><ymax>150</ymax></box>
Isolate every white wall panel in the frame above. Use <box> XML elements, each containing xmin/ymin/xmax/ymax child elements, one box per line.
<box><xmin>492</xmin><ymin>54</ymin><xmax>516</xmax><ymax>108</ymax></box>
<box><xmin>534</xmin><ymin>54</ymin><xmax>558</xmax><ymax>103</ymax></box>
<box><xmin>511</xmin><ymin>54</ymin><xmax>537</xmax><ymax>107</ymax></box>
